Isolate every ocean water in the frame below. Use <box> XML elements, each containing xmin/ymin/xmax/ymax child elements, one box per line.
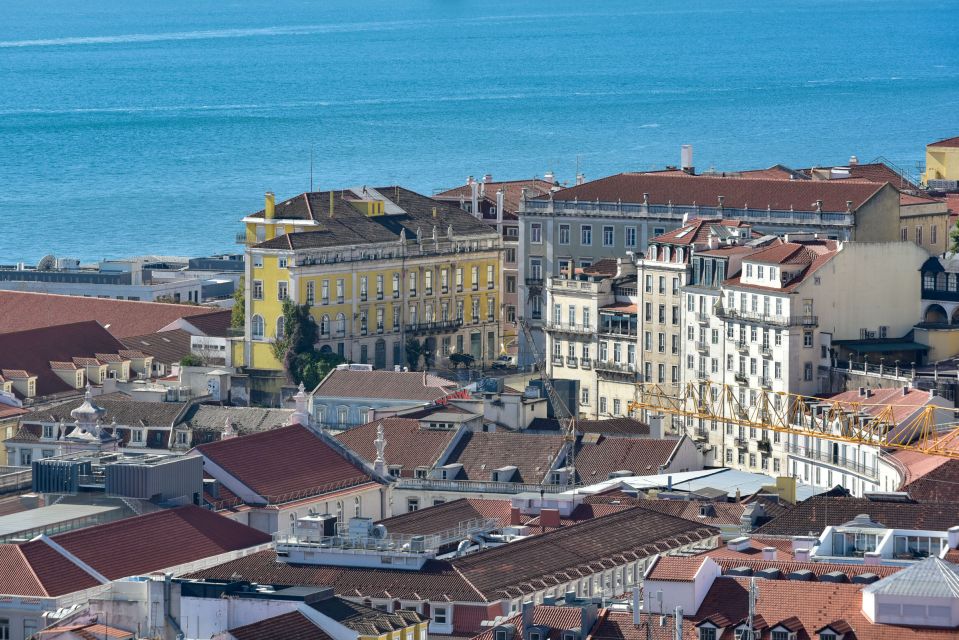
<box><xmin>1</xmin><ymin>0</ymin><xmax>957</xmax><ymax>263</ymax></box>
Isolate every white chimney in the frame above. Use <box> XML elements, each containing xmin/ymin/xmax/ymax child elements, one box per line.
<box><xmin>496</xmin><ymin>189</ymin><xmax>505</xmax><ymax>220</ymax></box>
<box><xmin>470</xmin><ymin>180</ymin><xmax>480</xmax><ymax>218</ymax></box>
<box><xmin>681</xmin><ymin>144</ymin><xmax>694</xmax><ymax>173</ymax></box>
<box><xmin>483</xmin><ymin>174</ymin><xmax>493</xmax><ymax>183</ymax></box>
<box><xmin>576</xmin><ymin>173</ymin><xmax>585</xmax><ymax>186</ymax></box>
<box><xmin>948</xmin><ymin>526</ymin><xmax>959</xmax><ymax>549</ymax></box>
<box><xmin>791</xmin><ymin>536</ymin><xmax>817</xmax><ymax>555</ymax></box>
<box><xmin>544</xmin><ymin>170</ymin><xmax>555</xmax><ymax>184</ymax></box>
<box><xmin>727</xmin><ymin>536</ymin><xmax>751</xmax><ymax>552</ymax></box>
<box><xmin>794</xmin><ymin>548</ymin><xmax>811</xmax><ymax>562</ymax></box>
<box><xmin>762</xmin><ymin>547</ymin><xmax>777</xmax><ymax>561</ymax></box>
<box><xmin>863</xmin><ymin>551</ymin><xmax>881</xmax><ymax>566</ymax></box>
<box><xmin>632</xmin><ymin>585</ymin><xmax>641</xmax><ymax>625</ymax></box>
<box><xmin>849</xmin><ymin>155</ymin><xmax>859</xmax><ymax>166</ymax></box>
<box><xmin>649</xmin><ymin>413</ymin><xmax>665</xmax><ymax>439</ymax></box>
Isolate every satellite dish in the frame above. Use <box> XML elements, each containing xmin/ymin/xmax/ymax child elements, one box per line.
<box><xmin>37</xmin><ymin>255</ymin><xmax>56</xmax><ymax>271</ymax></box>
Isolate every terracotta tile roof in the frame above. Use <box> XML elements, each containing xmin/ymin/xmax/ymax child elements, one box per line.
<box><xmin>574</xmin><ymin>436</ymin><xmax>679</xmax><ymax>482</ymax></box>
<box><xmin>313</xmin><ymin>369</ymin><xmax>458</xmax><ymax>401</ymax></box>
<box><xmin>0</xmin><ymin>321</ymin><xmax>128</xmax><ymax>398</ymax></box>
<box><xmin>179</xmin><ymin>404</ymin><xmax>292</xmax><ymax>438</ymax></box>
<box><xmin>117</xmin><ymin>349</ymin><xmax>148</xmax><ymax>359</ymax></box>
<box><xmin>598</xmin><ymin>302</ymin><xmax>637</xmax><ymax>313</ymax></box>
<box><xmin>0</xmin><ymin>545</ymin><xmax>53</xmax><ymax>596</ymax></box>
<box><xmin>378</xmin><ymin>498</ymin><xmax>523</xmax><ymax>536</ymax></box>
<box><xmin>0</xmin><ymin>405</ymin><xmax>27</xmax><ymax>420</ymax></box>
<box><xmin>335</xmin><ymin>417</ymin><xmax>459</xmax><ymax>477</ymax></box>
<box><xmin>577</xmin><ymin>417</ymin><xmax>649</xmax><ymax>436</ymax></box>
<box><xmin>899</xmin><ymin>457</ymin><xmax>959</xmax><ymax>502</ymax></box>
<box><xmin>900</xmin><ymin>192</ymin><xmax>943</xmax><ymax>206</ymax></box>
<box><xmin>523</xmin><ymin>502</ymin><xmax>631</xmax><ymax>532</ymax></box>
<box><xmin>583</xmin><ymin>496</ymin><xmax>751</xmax><ymax>528</ymax></box>
<box><xmin>185</xmin><ymin>549</ymin><xmax>482</xmax><ymax>602</ymax></box>
<box><xmin>711</xmin><ymin>557</ymin><xmax>902</xmax><ymax>580</ymax></box>
<box><xmin>93</xmin><ymin>352</ymin><xmax>123</xmax><ymax>363</ymax></box>
<box><xmin>818</xmin><ymin>386</ymin><xmax>938</xmax><ymax>423</ymax></box>
<box><xmin>724</xmin><ymin>240</ymin><xmax>838</xmax><ymax>293</ymax></box>
<box><xmin>0</xmin><ymin>291</ymin><xmax>221</xmax><ymax>338</ymax></box>
<box><xmin>794</xmin><ymin>162</ymin><xmax>920</xmax><ymax>191</ymax></box>
<box><xmin>196</xmin><ymin>424</ymin><xmax>373</xmax><ymax>504</ymax></box>
<box><xmin>36</xmin><ymin>623</ymin><xmax>134</xmax><ymax>639</ymax></box>
<box><xmin>443</xmin><ymin>431</ymin><xmax>566</xmax><ymax>483</ymax></box>
<box><xmin>645</xmin><ymin>556</ymin><xmax>706</xmax><ymax>581</ymax></box>
<box><xmin>311</xmin><ymin>596</ymin><xmax>426</xmax><ymax>633</ymax></box>
<box><xmin>470</xmin><ymin>605</ymin><xmax>584</xmax><ymax>640</ymax></box>
<box><xmin>1</xmin><ymin>369</ymin><xmax>31</xmax><ymax>378</ymax></box>
<box><xmin>18</xmin><ymin>392</ymin><xmax>185</xmax><ymax>428</ymax></box>
<box><xmin>929</xmin><ymin>135</ymin><xmax>959</xmax><ymax>148</ymax></box>
<box><xmin>72</xmin><ymin>357</ymin><xmax>103</xmax><ymax>367</ymax></box>
<box><xmin>435</xmin><ymin>178</ymin><xmax>555</xmax><ymax>215</ymax></box>
<box><xmin>176</xmin><ymin>309</ymin><xmax>233</xmax><ymax>337</ymax></box>
<box><xmin>49</xmin><ymin>361</ymin><xmax>79</xmax><ymax>370</ymax></box>
<box><xmin>230</xmin><ymin>611</ymin><xmax>334</xmax><ymax>640</ymax></box>
<box><xmin>452</xmin><ymin>507</ymin><xmax>718</xmax><ymax>600</ymax></box>
<box><xmin>755</xmin><ymin>494</ymin><xmax>959</xmax><ymax>536</ymax></box>
<box><xmin>701</xmin><ymin>537</ymin><xmax>797</xmax><ymax>560</ymax></box>
<box><xmin>120</xmin><ymin>328</ymin><xmax>194</xmax><ymax>365</ymax></box>
<box><xmin>537</xmin><ymin>173</ymin><xmax>886</xmax><ymax>213</ymax></box>
<box><xmin>581</xmin><ymin>258</ymin><xmax>621</xmax><ymax>277</ymax></box>
<box><xmin>649</xmin><ymin>219</ymin><xmax>753</xmax><ymax>247</ymax></box>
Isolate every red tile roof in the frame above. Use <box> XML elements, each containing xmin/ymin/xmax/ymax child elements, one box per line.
<box><xmin>335</xmin><ymin>417</ymin><xmax>458</xmax><ymax>477</ymax></box>
<box><xmin>176</xmin><ymin>309</ymin><xmax>233</xmax><ymax>337</ymax></box>
<box><xmin>574</xmin><ymin>436</ymin><xmax>679</xmax><ymax>482</ymax></box>
<box><xmin>0</xmin><ymin>506</ymin><xmax>271</xmax><ymax>597</ymax></box>
<box><xmin>470</xmin><ymin>606</ymin><xmax>584</xmax><ymax>640</ymax></box>
<box><xmin>444</xmin><ymin>431</ymin><xmax>566</xmax><ymax>483</ymax></box>
<box><xmin>523</xmin><ymin>503</ymin><xmax>632</xmax><ymax>532</ymax></box>
<box><xmin>36</xmin><ymin>623</ymin><xmax>135</xmax><ymax>640</ymax></box>
<box><xmin>649</xmin><ymin>219</ymin><xmax>753</xmax><ymax>247</ymax></box>
<box><xmin>701</xmin><ymin>537</ymin><xmax>797</xmax><ymax>560</ymax></box>
<box><xmin>230</xmin><ymin>611</ymin><xmax>334</xmax><ymax>640</ymax></box>
<box><xmin>0</xmin><ymin>291</ymin><xmax>222</xmax><ymax>338</ymax></box>
<box><xmin>435</xmin><ymin>179</ymin><xmax>555</xmax><ymax>215</ymax></box>
<box><xmin>645</xmin><ymin>556</ymin><xmax>706</xmax><ymax>581</ymax></box>
<box><xmin>899</xmin><ymin>457</ymin><xmax>959</xmax><ymax>502</ymax></box>
<box><xmin>378</xmin><ymin>498</ymin><xmax>522</xmax><ymax>535</ymax></box>
<box><xmin>0</xmin><ymin>321</ymin><xmax>128</xmax><ymax>398</ymax></box>
<box><xmin>724</xmin><ymin>240</ymin><xmax>838</xmax><ymax>293</ymax></box>
<box><xmin>929</xmin><ymin>135</ymin><xmax>959</xmax><ymax>148</ymax></box>
<box><xmin>313</xmin><ymin>369</ymin><xmax>458</xmax><ymax>401</ymax></box>
<box><xmin>819</xmin><ymin>386</ymin><xmax>938</xmax><ymax>423</ymax></box>
<box><xmin>539</xmin><ymin>173</ymin><xmax>886</xmax><ymax>213</ymax></box>
<box><xmin>756</xmin><ymin>495</ymin><xmax>959</xmax><ymax>536</ymax></box>
<box><xmin>197</xmin><ymin>424</ymin><xmax>373</xmax><ymax>504</ymax></box>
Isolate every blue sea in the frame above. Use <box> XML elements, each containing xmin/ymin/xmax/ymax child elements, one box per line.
<box><xmin>1</xmin><ymin>0</ymin><xmax>958</xmax><ymax>263</ymax></box>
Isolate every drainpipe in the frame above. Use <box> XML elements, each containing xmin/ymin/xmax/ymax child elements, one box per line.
<box><xmin>164</xmin><ymin>572</ymin><xmax>185</xmax><ymax>640</ymax></box>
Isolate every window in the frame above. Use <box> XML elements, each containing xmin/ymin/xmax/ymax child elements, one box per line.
<box><xmin>699</xmin><ymin>628</ymin><xmax>717</xmax><ymax>640</ymax></box>
<box><xmin>916</xmin><ymin>225</ymin><xmax>923</xmax><ymax>245</ymax></box>
<box><xmin>277</xmin><ymin>281</ymin><xmax>288</xmax><ymax>300</ymax></box>
<box><xmin>432</xmin><ymin>606</ymin><xmax>448</xmax><ymax>624</ymax></box>
<box><xmin>505</xmin><ymin>247</ymin><xmax>516</xmax><ymax>264</ymax></box>
<box><xmin>613</xmin><ymin>399</ymin><xmax>621</xmax><ymax>415</ymax></box>
<box><xmin>603</xmin><ymin>225</ymin><xmax>614</xmax><ymax>246</ymax></box>
<box><xmin>599</xmin><ymin>397</ymin><xmax>608</xmax><ymax>414</ymax></box>
<box><xmin>336</xmin><ymin>279</ymin><xmax>344</xmax><ymax>302</ymax></box>
<box><xmin>625</xmin><ymin>226</ymin><xmax>637</xmax><ymax>247</ymax></box>
<box><xmin>320</xmin><ymin>315</ymin><xmax>330</xmax><ymax>336</ymax></box>
<box><xmin>581</xmin><ymin>225</ymin><xmax>592</xmax><ymax>245</ymax></box>
<box><xmin>409</xmin><ymin>271</ymin><xmax>418</xmax><ymax>296</ymax></box>
<box><xmin>253</xmin><ymin>254</ymin><xmax>263</xmax><ymax>268</ymax></box>
<box><xmin>252</xmin><ymin>280</ymin><xmax>263</xmax><ymax>300</ymax></box>
<box><xmin>932</xmin><ymin>225</ymin><xmax>938</xmax><ymax>245</ymax></box>
<box><xmin>530</xmin><ymin>223</ymin><xmax>542</xmax><ymax>243</ymax></box>
<box><xmin>252</xmin><ymin>315</ymin><xmax>264</xmax><ymax>339</ymax></box>
<box><xmin>581</xmin><ymin>387</ymin><xmax>590</xmax><ymax>405</ymax></box>
<box><xmin>393</xmin><ymin>273</ymin><xmax>401</xmax><ymax>297</ymax></box>
<box><xmin>456</xmin><ymin>268</ymin><xmax>464</xmax><ymax>290</ymax></box>
<box><xmin>901</xmin><ymin>227</ymin><xmax>908</xmax><ymax>241</ymax></box>
<box><xmin>321</xmin><ymin>280</ymin><xmax>330</xmax><ymax>303</ymax></box>
<box><xmin>306</xmin><ymin>281</ymin><xmax>315</xmax><ymax>305</ymax></box>
<box><xmin>377</xmin><ymin>274</ymin><xmax>385</xmax><ymax>298</ymax></box>
<box><xmin>803</xmin><ymin>331</ymin><xmax>813</xmax><ymax>347</ymax></box>
<box><xmin>407</xmin><ymin>497</ymin><xmax>420</xmax><ymax>512</ymax></box>
<box><xmin>559</xmin><ymin>224</ymin><xmax>570</xmax><ymax>245</ymax></box>
<box><xmin>360</xmin><ymin>276</ymin><xmax>368</xmax><ymax>301</ymax></box>
<box><xmin>42</xmin><ymin>425</ymin><xmax>54</xmax><ymax>439</ymax></box>
<box><xmin>276</xmin><ymin>316</ymin><xmax>285</xmax><ymax>339</ymax></box>
<box><xmin>131</xmin><ymin>429</ymin><xmax>143</xmax><ymax>443</ymax></box>
<box><xmin>335</xmin><ymin>313</ymin><xmax>346</xmax><ymax>336</ymax></box>
<box><xmin>487</xmin><ymin>264</ymin><xmax>494</xmax><ymax>289</ymax></box>
<box><xmin>804</xmin><ymin>362</ymin><xmax>813</xmax><ymax>381</ymax></box>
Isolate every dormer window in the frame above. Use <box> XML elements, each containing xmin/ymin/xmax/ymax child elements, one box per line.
<box><xmin>414</xmin><ymin>467</ymin><xmax>428</xmax><ymax>479</ymax></box>
<box><xmin>388</xmin><ymin>465</ymin><xmax>402</xmax><ymax>477</ymax></box>
<box><xmin>131</xmin><ymin>430</ymin><xmax>143</xmax><ymax>443</ymax></box>
<box><xmin>771</xmin><ymin>631</ymin><xmax>797</xmax><ymax>640</ymax></box>
<box><xmin>42</xmin><ymin>425</ymin><xmax>54</xmax><ymax>439</ymax></box>
<box><xmin>698</xmin><ymin>627</ymin><xmax>718</xmax><ymax>640</ymax></box>
<box><xmin>528</xmin><ymin>632</ymin><xmax>542</xmax><ymax>640</ymax></box>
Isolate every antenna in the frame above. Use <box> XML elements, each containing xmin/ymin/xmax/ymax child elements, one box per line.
<box><xmin>310</xmin><ymin>142</ymin><xmax>314</xmax><ymax>192</ymax></box>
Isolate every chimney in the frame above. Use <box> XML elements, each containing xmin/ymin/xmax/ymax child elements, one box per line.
<box><xmin>649</xmin><ymin>413</ymin><xmax>665</xmax><ymax>439</ymax></box>
<box><xmin>858</xmin><ymin>386</ymin><xmax>866</xmax><ymax>397</ymax></box>
<box><xmin>521</xmin><ymin>601</ymin><xmax>534</xmax><ymax>637</ymax></box>
<box><xmin>483</xmin><ymin>174</ymin><xmax>493</xmax><ymax>183</ymax></box>
<box><xmin>762</xmin><ymin>547</ymin><xmax>778</xmax><ymax>561</ymax></box>
<box><xmin>717</xmin><ymin>195</ymin><xmax>725</xmax><ymax>208</ymax></box>
<box><xmin>540</xmin><ymin>508</ymin><xmax>561</xmax><ymax>529</ymax></box>
<box><xmin>576</xmin><ymin>173</ymin><xmax>585</xmax><ymax>186</ymax></box>
<box><xmin>544</xmin><ymin>170</ymin><xmax>555</xmax><ymax>184</ymax></box>
<box><xmin>947</xmin><ymin>526</ymin><xmax>959</xmax><ymax>549</ymax></box>
<box><xmin>791</xmin><ymin>536</ymin><xmax>817</xmax><ymax>555</ymax></box>
<box><xmin>902</xmin><ymin>385</ymin><xmax>910</xmax><ymax>396</ymax></box>
<box><xmin>632</xmin><ymin>586</ymin><xmax>641</xmax><ymax>625</ymax></box>
<box><xmin>467</xmin><ymin>175</ymin><xmax>474</xmax><ymax>185</ymax></box>
<box><xmin>863</xmin><ymin>551</ymin><xmax>881</xmax><ymax>566</ymax></box>
<box><xmin>727</xmin><ymin>536</ymin><xmax>751</xmax><ymax>552</ymax></box>
<box><xmin>794</xmin><ymin>548</ymin><xmax>811</xmax><ymax>562</ymax></box>
<box><xmin>929</xmin><ymin>388</ymin><xmax>936</xmax><ymax>400</ymax></box>
<box><xmin>681</xmin><ymin>144</ymin><xmax>694</xmax><ymax>174</ymax></box>
<box><xmin>496</xmin><ymin>189</ymin><xmax>505</xmax><ymax>218</ymax></box>
<box><xmin>865</xmin><ymin>388</ymin><xmax>872</xmax><ymax>398</ymax></box>
<box><xmin>510</xmin><ymin>507</ymin><xmax>522</xmax><ymax>526</ymax></box>
<box><xmin>849</xmin><ymin>155</ymin><xmax>859</xmax><ymax>166</ymax></box>
<box><xmin>264</xmin><ymin>191</ymin><xmax>275</xmax><ymax>219</ymax></box>
<box><xmin>470</xmin><ymin>181</ymin><xmax>480</xmax><ymax>217</ymax></box>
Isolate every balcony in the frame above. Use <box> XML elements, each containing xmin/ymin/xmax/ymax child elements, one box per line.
<box><xmin>696</xmin><ymin>370</ymin><xmax>709</xmax><ymax>382</ymax></box>
<box><xmin>758</xmin><ymin>439</ymin><xmax>772</xmax><ymax>454</ymax></box>
<box><xmin>525</xmin><ymin>277</ymin><xmax>544</xmax><ymax>286</ymax></box>
<box><xmin>734</xmin><ymin>437</ymin><xmax>748</xmax><ymax>450</ymax></box>
<box><xmin>695</xmin><ymin>312</ymin><xmax>710</xmax><ymax>325</ymax></box>
<box><xmin>734</xmin><ymin>372</ymin><xmax>748</xmax><ymax>384</ymax></box>
<box><xmin>695</xmin><ymin>341</ymin><xmax>710</xmax><ymax>353</ymax></box>
<box><xmin>736</xmin><ymin>341</ymin><xmax>750</xmax><ymax>353</ymax></box>
<box><xmin>760</xmin><ymin>376</ymin><xmax>773</xmax><ymax>389</ymax></box>
<box><xmin>410</xmin><ymin>289</ymin><xmax>417</xmax><ymax>298</ymax></box>
<box><xmin>405</xmin><ymin>320</ymin><xmax>463</xmax><ymax>335</ymax></box>
<box><xmin>580</xmin><ymin>358</ymin><xmax>592</xmax><ymax>370</ymax></box>
<box><xmin>441</xmin><ymin>286</ymin><xmax>449</xmax><ymax>295</ymax></box>
<box><xmin>566</xmin><ymin>356</ymin><xmax>578</xmax><ymax>368</ymax></box>
<box><xmin>784</xmin><ymin>443</ymin><xmax>879</xmax><ymax>480</ymax></box>
<box><xmin>760</xmin><ymin>345</ymin><xmax>772</xmax><ymax>357</ymax></box>
<box><xmin>552</xmin><ymin>355</ymin><xmax>565</xmax><ymax>367</ymax></box>
<box><xmin>718</xmin><ymin>308</ymin><xmax>819</xmax><ymax>327</ymax></box>
<box><xmin>595</xmin><ymin>360</ymin><xmax>638</xmax><ymax>377</ymax></box>
<box><xmin>393</xmin><ymin>291</ymin><xmax>400</xmax><ymax>299</ymax></box>
<box><xmin>377</xmin><ymin>292</ymin><xmax>384</xmax><ymax>300</ymax></box>
<box><xmin>545</xmin><ymin>321</ymin><xmax>594</xmax><ymax>336</ymax></box>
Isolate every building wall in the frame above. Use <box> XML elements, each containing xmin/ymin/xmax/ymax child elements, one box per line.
<box><xmin>850</xmin><ymin>186</ymin><xmax>902</xmax><ymax>243</ymax></box>
<box><xmin>925</xmin><ymin>144</ymin><xmax>959</xmax><ymax>182</ymax></box>
<box><xmin>0</xmin><ymin>277</ymin><xmax>205</xmax><ymax>303</ymax></box>
<box><xmin>901</xmin><ymin>206</ymin><xmax>950</xmax><ymax>256</ymax></box>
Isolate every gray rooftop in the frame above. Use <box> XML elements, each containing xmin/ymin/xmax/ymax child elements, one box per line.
<box><xmin>0</xmin><ymin>503</ymin><xmax>120</xmax><ymax>540</ymax></box>
<box><xmin>864</xmin><ymin>556</ymin><xmax>959</xmax><ymax>598</ymax></box>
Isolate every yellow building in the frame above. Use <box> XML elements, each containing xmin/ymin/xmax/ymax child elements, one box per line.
<box><xmin>924</xmin><ymin>135</ymin><xmax>959</xmax><ymax>185</ymax></box>
<box><xmin>234</xmin><ymin>186</ymin><xmax>502</xmax><ymax>397</ymax></box>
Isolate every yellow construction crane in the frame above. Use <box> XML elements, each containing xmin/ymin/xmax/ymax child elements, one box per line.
<box><xmin>627</xmin><ymin>381</ymin><xmax>959</xmax><ymax>459</ymax></box>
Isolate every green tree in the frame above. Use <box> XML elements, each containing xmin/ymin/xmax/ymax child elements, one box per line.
<box><xmin>950</xmin><ymin>219</ymin><xmax>959</xmax><ymax>254</ymax></box>
<box><xmin>231</xmin><ymin>277</ymin><xmax>245</xmax><ymax>329</ymax></box>
<box><xmin>269</xmin><ymin>299</ymin><xmax>337</xmax><ymax>388</ymax></box>
<box><xmin>180</xmin><ymin>354</ymin><xmax>204</xmax><ymax>367</ymax></box>
<box><xmin>291</xmin><ymin>350</ymin><xmax>347</xmax><ymax>390</ymax></box>
<box><xmin>405</xmin><ymin>337</ymin><xmax>423</xmax><ymax>371</ymax></box>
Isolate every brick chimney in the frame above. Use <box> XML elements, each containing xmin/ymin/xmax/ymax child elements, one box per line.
<box><xmin>540</xmin><ymin>508</ymin><xmax>561</xmax><ymax>529</ymax></box>
<box><xmin>762</xmin><ymin>547</ymin><xmax>777</xmax><ymax>561</ymax></box>
<box><xmin>510</xmin><ymin>507</ymin><xmax>522</xmax><ymax>526</ymax></box>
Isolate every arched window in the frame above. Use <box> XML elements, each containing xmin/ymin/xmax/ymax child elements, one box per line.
<box><xmin>336</xmin><ymin>500</ymin><xmax>344</xmax><ymax>522</ymax></box>
<box><xmin>251</xmin><ymin>315</ymin><xmax>264</xmax><ymax>339</ymax></box>
<box><xmin>662</xmin><ymin>247</ymin><xmax>671</xmax><ymax>263</ymax></box>
<box><xmin>676</xmin><ymin>248</ymin><xmax>684</xmax><ymax>263</ymax></box>
<box><xmin>647</xmin><ymin>245</ymin><xmax>657</xmax><ymax>261</ymax></box>
<box><xmin>320</xmin><ymin>314</ymin><xmax>330</xmax><ymax>336</ymax></box>
<box><xmin>335</xmin><ymin>313</ymin><xmax>346</xmax><ymax>337</ymax></box>
<box><xmin>276</xmin><ymin>316</ymin><xmax>285</xmax><ymax>339</ymax></box>
<box><xmin>354</xmin><ymin>497</ymin><xmax>362</xmax><ymax>517</ymax></box>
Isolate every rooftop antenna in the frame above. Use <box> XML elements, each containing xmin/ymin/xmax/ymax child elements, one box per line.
<box><xmin>310</xmin><ymin>142</ymin><xmax>314</xmax><ymax>192</ymax></box>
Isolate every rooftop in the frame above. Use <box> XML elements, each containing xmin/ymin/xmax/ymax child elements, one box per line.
<box><xmin>442</xmin><ymin>430</ymin><xmax>566</xmax><ymax>483</ymax></box>
<box><xmin>929</xmin><ymin>135</ymin><xmax>959</xmax><ymax>148</ymax></box>
<box><xmin>376</xmin><ymin>498</ymin><xmax>523</xmax><ymax>535</ymax></box>
<box><xmin>0</xmin><ymin>291</ymin><xmax>221</xmax><ymax>339</ymax></box>
<box><xmin>435</xmin><ymin>178</ymin><xmax>555</xmax><ymax>216</ymax></box>
<box><xmin>230</xmin><ymin>611</ymin><xmax>334</xmax><ymax>640</ymax></box>
<box><xmin>119</xmin><ymin>329</ymin><xmax>194</xmax><ymax>365</ymax></box>
<box><xmin>336</xmin><ymin>418</ymin><xmax>459</xmax><ymax>476</ymax></box>
<box><xmin>313</xmin><ymin>368</ymin><xmax>458</xmax><ymax>400</ymax></box>
<box><xmin>534</xmin><ymin>172</ymin><xmax>886</xmax><ymax>213</ymax></box>
<box><xmin>195</xmin><ymin>424</ymin><xmax>373</xmax><ymax>504</ymax></box>
<box><xmin>574</xmin><ymin>436</ymin><xmax>680</xmax><ymax>482</ymax></box>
